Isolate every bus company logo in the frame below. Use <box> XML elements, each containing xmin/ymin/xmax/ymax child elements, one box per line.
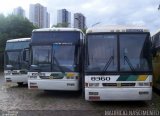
<box><xmin>91</xmin><ymin>77</ymin><xmax>110</xmax><ymax>81</ymax></box>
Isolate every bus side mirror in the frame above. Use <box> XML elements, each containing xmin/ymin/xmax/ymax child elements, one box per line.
<box><xmin>23</xmin><ymin>49</ymin><xmax>29</xmax><ymax>62</ymax></box>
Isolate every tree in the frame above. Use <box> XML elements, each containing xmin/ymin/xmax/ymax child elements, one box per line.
<box><xmin>52</xmin><ymin>22</ymin><xmax>70</xmax><ymax>28</ymax></box>
<box><xmin>0</xmin><ymin>14</ymin><xmax>38</xmax><ymax>52</ymax></box>
<box><xmin>81</xmin><ymin>28</ymin><xmax>87</xmax><ymax>34</ymax></box>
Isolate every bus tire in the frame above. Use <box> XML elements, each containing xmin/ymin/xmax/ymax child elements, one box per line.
<box><xmin>17</xmin><ymin>82</ymin><xmax>23</xmax><ymax>87</ymax></box>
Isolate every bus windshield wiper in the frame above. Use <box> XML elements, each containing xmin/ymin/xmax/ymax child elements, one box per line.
<box><xmin>124</xmin><ymin>55</ymin><xmax>135</xmax><ymax>71</ymax></box>
<box><xmin>102</xmin><ymin>56</ymin><xmax>114</xmax><ymax>72</ymax></box>
<box><xmin>52</xmin><ymin>55</ymin><xmax>65</xmax><ymax>74</ymax></box>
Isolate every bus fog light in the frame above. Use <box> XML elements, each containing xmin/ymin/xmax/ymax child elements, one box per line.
<box><xmin>89</xmin><ymin>83</ymin><xmax>99</xmax><ymax>87</ymax></box>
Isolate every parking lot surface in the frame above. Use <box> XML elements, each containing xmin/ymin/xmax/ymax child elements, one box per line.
<box><xmin>0</xmin><ymin>72</ymin><xmax>159</xmax><ymax>116</ymax></box>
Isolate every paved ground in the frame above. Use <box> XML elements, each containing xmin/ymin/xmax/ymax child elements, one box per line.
<box><xmin>0</xmin><ymin>72</ymin><xmax>160</xmax><ymax>116</ymax></box>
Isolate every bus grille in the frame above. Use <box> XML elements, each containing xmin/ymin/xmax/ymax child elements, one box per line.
<box><xmin>20</xmin><ymin>70</ymin><xmax>27</xmax><ymax>74</ymax></box>
<box><xmin>12</xmin><ymin>72</ymin><xmax>20</xmax><ymax>75</ymax></box>
<box><xmin>39</xmin><ymin>76</ymin><xmax>50</xmax><ymax>79</ymax></box>
<box><xmin>102</xmin><ymin>83</ymin><xmax>117</xmax><ymax>87</ymax></box>
<box><xmin>121</xmin><ymin>83</ymin><xmax>135</xmax><ymax>87</ymax></box>
<box><xmin>102</xmin><ymin>83</ymin><xmax>135</xmax><ymax>87</ymax></box>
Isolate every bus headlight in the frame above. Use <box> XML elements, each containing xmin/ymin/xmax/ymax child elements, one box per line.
<box><xmin>138</xmin><ymin>82</ymin><xmax>151</xmax><ymax>86</ymax></box>
<box><xmin>89</xmin><ymin>83</ymin><xmax>99</xmax><ymax>87</ymax></box>
<box><xmin>30</xmin><ymin>76</ymin><xmax>38</xmax><ymax>79</ymax></box>
<box><xmin>5</xmin><ymin>72</ymin><xmax>11</xmax><ymax>75</ymax></box>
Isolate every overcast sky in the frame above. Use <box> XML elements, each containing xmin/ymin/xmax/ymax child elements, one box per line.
<box><xmin>0</xmin><ymin>0</ymin><xmax>160</xmax><ymax>34</ymax></box>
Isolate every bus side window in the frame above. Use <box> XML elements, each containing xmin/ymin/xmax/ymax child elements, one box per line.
<box><xmin>23</xmin><ymin>49</ymin><xmax>29</xmax><ymax>62</ymax></box>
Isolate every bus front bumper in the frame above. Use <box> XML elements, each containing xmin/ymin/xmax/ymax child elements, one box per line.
<box><xmin>5</xmin><ymin>75</ymin><xmax>28</xmax><ymax>83</ymax></box>
<box><xmin>85</xmin><ymin>87</ymin><xmax>152</xmax><ymax>101</ymax></box>
<box><xmin>28</xmin><ymin>79</ymin><xmax>80</xmax><ymax>91</ymax></box>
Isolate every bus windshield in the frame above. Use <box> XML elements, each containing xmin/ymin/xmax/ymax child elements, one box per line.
<box><xmin>120</xmin><ymin>34</ymin><xmax>152</xmax><ymax>71</ymax></box>
<box><xmin>86</xmin><ymin>33</ymin><xmax>152</xmax><ymax>73</ymax></box>
<box><xmin>52</xmin><ymin>44</ymin><xmax>76</xmax><ymax>72</ymax></box>
<box><xmin>6</xmin><ymin>41</ymin><xmax>30</xmax><ymax>50</ymax></box>
<box><xmin>32</xmin><ymin>46</ymin><xmax>52</xmax><ymax>71</ymax></box>
<box><xmin>32</xmin><ymin>44</ymin><xmax>78</xmax><ymax>72</ymax></box>
<box><xmin>6</xmin><ymin>51</ymin><xmax>20</xmax><ymax>69</ymax></box>
<box><xmin>86</xmin><ymin>34</ymin><xmax>118</xmax><ymax>72</ymax></box>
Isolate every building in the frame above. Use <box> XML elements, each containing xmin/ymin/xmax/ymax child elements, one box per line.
<box><xmin>74</xmin><ymin>13</ymin><xmax>86</xmax><ymax>30</ymax></box>
<box><xmin>57</xmin><ymin>9</ymin><xmax>71</xmax><ymax>27</ymax></box>
<box><xmin>13</xmin><ymin>7</ymin><xmax>25</xmax><ymax>17</ymax></box>
<box><xmin>29</xmin><ymin>3</ymin><xmax>50</xmax><ymax>28</ymax></box>
<box><xmin>46</xmin><ymin>12</ymin><xmax>50</xmax><ymax>28</ymax></box>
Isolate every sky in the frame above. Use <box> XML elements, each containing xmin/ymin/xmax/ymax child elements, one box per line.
<box><xmin>0</xmin><ymin>0</ymin><xmax>160</xmax><ymax>34</ymax></box>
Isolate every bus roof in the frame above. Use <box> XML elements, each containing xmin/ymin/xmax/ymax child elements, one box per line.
<box><xmin>33</xmin><ymin>28</ymin><xmax>82</xmax><ymax>33</ymax></box>
<box><xmin>86</xmin><ymin>25</ymin><xmax>149</xmax><ymax>33</ymax></box>
<box><xmin>7</xmin><ymin>38</ymin><xmax>31</xmax><ymax>43</ymax></box>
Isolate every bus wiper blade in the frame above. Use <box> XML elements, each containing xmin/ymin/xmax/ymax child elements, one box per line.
<box><xmin>103</xmin><ymin>56</ymin><xmax>114</xmax><ymax>72</ymax></box>
<box><xmin>124</xmin><ymin>55</ymin><xmax>135</xmax><ymax>71</ymax></box>
<box><xmin>53</xmin><ymin>55</ymin><xmax>65</xmax><ymax>75</ymax></box>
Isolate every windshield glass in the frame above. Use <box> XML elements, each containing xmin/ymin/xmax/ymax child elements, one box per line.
<box><xmin>32</xmin><ymin>46</ymin><xmax>51</xmax><ymax>71</ymax></box>
<box><xmin>6</xmin><ymin>41</ymin><xmax>30</xmax><ymax>50</ymax></box>
<box><xmin>52</xmin><ymin>44</ymin><xmax>77</xmax><ymax>72</ymax></box>
<box><xmin>6</xmin><ymin>51</ymin><xmax>20</xmax><ymax>69</ymax></box>
<box><xmin>120</xmin><ymin>34</ymin><xmax>152</xmax><ymax>71</ymax></box>
<box><xmin>86</xmin><ymin>34</ymin><xmax>118</xmax><ymax>72</ymax></box>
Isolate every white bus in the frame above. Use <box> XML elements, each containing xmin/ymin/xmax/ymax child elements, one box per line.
<box><xmin>84</xmin><ymin>25</ymin><xmax>152</xmax><ymax>101</ymax></box>
<box><xmin>28</xmin><ymin>28</ymin><xmax>84</xmax><ymax>91</ymax></box>
<box><xmin>4</xmin><ymin>38</ymin><xmax>30</xmax><ymax>86</ymax></box>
